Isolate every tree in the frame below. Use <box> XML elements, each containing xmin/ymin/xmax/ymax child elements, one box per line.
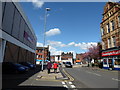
<box><xmin>82</xmin><ymin>42</ymin><xmax>102</xmax><ymax>64</ymax></box>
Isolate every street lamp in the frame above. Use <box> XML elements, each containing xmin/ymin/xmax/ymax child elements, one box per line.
<box><xmin>41</xmin><ymin>8</ymin><xmax>51</xmax><ymax>71</ymax></box>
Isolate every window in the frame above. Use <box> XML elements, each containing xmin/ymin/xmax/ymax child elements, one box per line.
<box><xmin>103</xmin><ymin>59</ymin><xmax>107</xmax><ymax>64</ymax></box>
<box><xmin>112</xmin><ymin>36</ymin><xmax>116</xmax><ymax>47</ymax></box>
<box><xmin>114</xmin><ymin>59</ymin><xmax>120</xmax><ymax>65</ymax></box>
<box><xmin>106</xmin><ymin>23</ymin><xmax>110</xmax><ymax>33</ymax></box>
<box><xmin>108</xmin><ymin>38</ymin><xmax>111</xmax><ymax>48</ymax></box>
<box><xmin>101</xmin><ymin>27</ymin><xmax>104</xmax><ymax>35</ymax></box>
<box><xmin>2</xmin><ymin>2</ymin><xmax>15</xmax><ymax>34</ymax></box>
<box><xmin>118</xmin><ymin>16</ymin><xmax>120</xmax><ymax>27</ymax></box>
<box><xmin>111</xmin><ymin>20</ymin><xmax>114</xmax><ymax>31</ymax></box>
<box><xmin>102</xmin><ymin>41</ymin><xmax>106</xmax><ymax>50</ymax></box>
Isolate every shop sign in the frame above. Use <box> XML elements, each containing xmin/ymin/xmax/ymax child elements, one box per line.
<box><xmin>24</xmin><ymin>31</ymin><xmax>33</xmax><ymax>43</ymax></box>
<box><xmin>102</xmin><ymin>50</ymin><xmax>120</xmax><ymax>56</ymax></box>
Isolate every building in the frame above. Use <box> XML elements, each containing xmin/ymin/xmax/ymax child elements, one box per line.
<box><xmin>100</xmin><ymin>2</ymin><xmax>120</xmax><ymax>70</ymax></box>
<box><xmin>61</xmin><ymin>52</ymin><xmax>73</xmax><ymax>64</ymax></box>
<box><xmin>50</xmin><ymin>55</ymin><xmax>61</xmax><ymax>62</ymax></box>
<box><xmin>36</xmin><ymin>46</ymin><xmax>50</xmax><ymax>64</ymax></box>
<box><xmin>75</xmin><ymin>53</ymin><xmax>83</xmax><ymax>64</ymax></box>
<box><xmin>0</xmin><ymin>2</ymin><xmax>37</xmax><ymax>64</ymax></box>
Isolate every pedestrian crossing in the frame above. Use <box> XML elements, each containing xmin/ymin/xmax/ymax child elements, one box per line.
<box><xmin>62</xmin><ymin>81</ymin><xmax>76</xmax><ymax>89</ymax></box>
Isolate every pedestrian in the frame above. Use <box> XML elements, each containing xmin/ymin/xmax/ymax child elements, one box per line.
<box><xmin>47</xmin><ymin>61</ymin><xmax>52</xmax><ymax>74</ymax></box>
<box><xmin>53</xmin><ymin>62</ymin><xmax>58</xmax><ymax>73</ymax></box>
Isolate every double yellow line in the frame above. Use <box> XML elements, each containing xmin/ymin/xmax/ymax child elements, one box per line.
<box><xmin>62</xmin><ymin>69</ymin><xmax>74</xmax><ymax>81</ymax></box>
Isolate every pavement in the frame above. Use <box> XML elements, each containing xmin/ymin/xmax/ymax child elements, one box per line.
<box><xmin>2</xmin><ymin>65</ymin><xmax>69</xmax><ymax>90</ymax></box>
<box><xmin>36</xmin><ymin>67</ymin><xmax>64</xmax><ymax>81</ymax></box>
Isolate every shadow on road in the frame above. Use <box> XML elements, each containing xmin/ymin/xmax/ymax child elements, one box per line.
<box><xmin>2</xmin><ymin>65</ymin><xmax>45</xmax><ymax>89</ymax></box>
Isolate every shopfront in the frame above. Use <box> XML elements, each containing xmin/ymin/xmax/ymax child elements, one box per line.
<box><xmin>102</xmin><ymin>49</ymin><xmax>120</xmax><ymax>70</ymax></box>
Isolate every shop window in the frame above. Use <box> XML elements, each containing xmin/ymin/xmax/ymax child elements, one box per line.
<box><xmin>114</xmin><ymin>58</ymin><xmax>120</xmax><ymax>65</ymax></box>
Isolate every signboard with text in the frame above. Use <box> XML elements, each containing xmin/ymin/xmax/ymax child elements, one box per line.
<box><xmin>102</xmin><ymin>50</ymin><xmax>120</xmax><ymax>56</ymax></box>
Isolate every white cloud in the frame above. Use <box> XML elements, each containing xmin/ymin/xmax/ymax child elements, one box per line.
<box><xmin>74</xmin><ymin>42</ymin><xmax>97</xmax><ymax>50</ymax></box>
<box><xmin>45</xmin><ymin>28</ymin><xmax>61</xmax><ymax>37</ymax></box>
<box><xmin>25</xmin><ymin>0</ymin><xmax>44</xmax><ymax>8</ymax></box>
<box><xmin>36</xmin><ymin>42</ymin><xmax>43</xmax><ymax>47</ymax></box>
<box><xmin>47</xmin><ymin>40</ymin><xmax>97</xmax><ymax>50</ymax></box>
<box><xmin>49</xmin><ymin>45</ymin><xmax>62</xmax><ymax>55</ymax></box>
<box><xmin>68</xmin><ymin>42</ymin><xmax>75</xmax><ymax>46</ymax></box>
<box><xmin>47</xmin><ymin>40</ymin><xmax>66</xmax><ymax>47</ymax></box>
<box><xmin>37</xmin><ymin>41</ymin><xmax>97</xmax><ymax>56</ymax></box>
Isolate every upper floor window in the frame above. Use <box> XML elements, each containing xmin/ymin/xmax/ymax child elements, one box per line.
<box><xmin>112</xmin><ymin>36</ymin><xmax>116</xmax><ymax>47</ymax></box>
<box><xmin>111</xmin><ymin>20</ymin><xmax>114</xmax><ymax>31</ymax></box>
<box><xmin>106</xmin><ymin>23</ymin><xmax>110</xmax><ymax>33</ymax></box>
<box><xmin>108</xmin><ymin>38</ymin><xmax>111</xmax><ymax>48</ymax></box>
<box><xmin>102</xmin><ymin>41</ymin><xmax>106</xmax><ymax>50</ymax></box>
<box><xmin>101</xmin><ymin>27</ymin><xmax>104</xmax><ymax>36</ymax></box>
<box><xmin>118</xmin><ymin>16</ymin><xmax>120</xmax><ymax>27</ymax></box>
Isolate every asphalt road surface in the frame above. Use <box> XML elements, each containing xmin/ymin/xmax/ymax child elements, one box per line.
<box><xmin>65</xmin><ymin>66</ymin><xmax>119</xmax><ymax>88</ymax></box>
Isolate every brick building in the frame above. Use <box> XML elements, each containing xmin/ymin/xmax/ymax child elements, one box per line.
<box><xmin>0</xmin><ymin>2</ymin><xmax>37</xmax><ymax>64</ymax></box>
<box><xmin>36</xmin><ymin>46</ymin><xmax>50</xmax><ymax>63</ymax></box>
<box><xmin>50</xmin><ymin>55</ymin><xmax>61</xmax><ymax>62</ymax></box>
<box><xmin>75</xmin><ymin>53</ymin><xmax>83</xmax><ymax>64</ymax></box>
<box><xmin>100</xmin><ymin>2</ymin><xmax>120</xmax><ymax>70</ymax></box>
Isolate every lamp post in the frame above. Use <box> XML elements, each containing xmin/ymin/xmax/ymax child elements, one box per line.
<box><xmin>41</xmin><ymin>8</ymin><xmax>51</xmax><ymax>71</ymax></box>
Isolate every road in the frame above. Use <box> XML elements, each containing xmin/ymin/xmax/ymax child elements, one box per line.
<box><xmin>64</xmin><ymin>66</ymin><xmax>119</xmax><ymax>88</ymax></box>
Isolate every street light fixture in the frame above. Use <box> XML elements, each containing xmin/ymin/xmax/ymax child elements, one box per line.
<box><xmin>41</xmin><ymin>8</ymin><xmax>51</xmax><ymax>71</ymax></box>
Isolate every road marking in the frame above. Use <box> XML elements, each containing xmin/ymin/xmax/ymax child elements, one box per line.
<box><xmin>94</xmin><ymin>73</ymin><xmax>101</xmax><ymax>76</ymax></box>
<box><xmin>86</xmin><ymin>71</ymin><xmax>101</xmax><ymax>76</ymax></box>
<box><xmin>112</xmin><ymin>78</ymin><xmax>120</xmax><ymax>81</ymax></box>
<box><xmin>62</xmin><ymin>82</ymin><xmax>65</xmax><ymax>84</ymax></box>
<box><xmin>63</xmin><ymin>69</ymin><xmax>74</xmax><ymax>81</ymax></box>
<box><xmin>69</xmin><ymin>82</ymin><xmax>73</xmax><ymax>84</ymax></box>
<box><xmin>71</xmin><ymin>85</ymin><xmax>76</xmax><ymax>88</ymax></box>
<box><xmin>63</xmin><ymin>85</ymin><xmax>68</xmax><ymax>88</ymax></box>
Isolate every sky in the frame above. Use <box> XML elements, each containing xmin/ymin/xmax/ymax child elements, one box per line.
<box><xmin>19</xmin><ymin>1</ymin><xmax>107</xmax><ymax>57</ymax></box>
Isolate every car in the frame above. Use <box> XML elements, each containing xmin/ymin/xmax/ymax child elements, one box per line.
<box><xmin>19</xmin><ymin>62</ymin><xmax>36</xmax><ymax>69</ymax></box>
<box><xmin>15</xmin><ymin>63</ymin><xmax>30</xmax><ymax>72</ymax></box>
<box><xmin>2</xmin><ymin>62</ymin><xmax>28</xmax><ymax>74</ymax></box>
<box><xmin>65</xmin><ymin>62</ymin><xmax>72</xmax><ymax>68</ymax></box>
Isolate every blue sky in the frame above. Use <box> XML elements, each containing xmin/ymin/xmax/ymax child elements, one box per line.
<box><xmin>20</xmin><ymin>2</ymin><xmax>106</xmax><ymax>56</ymax></box>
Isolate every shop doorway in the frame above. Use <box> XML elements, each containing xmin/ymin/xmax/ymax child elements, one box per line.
<box><xmin>108</xmin><ymin>59</ymin><xmax>113</xmax><ymax>70</ymax></box>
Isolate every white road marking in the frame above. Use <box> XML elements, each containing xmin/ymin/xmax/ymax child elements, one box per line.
<box><xmin>94</xmin><ymin>73</ymin><xmax>101</xmax><ymax>76</ymax></box>
<box><xmin>63</xmin><ymin>85</ymin><xmax>68</xmax><ymax>88</ymax></box>
<box><xmin>69</xmin><ymin>82</ymin><xmax>73</xmax><ymax>84</ymax></box>
<box><xmin>71</xmin><ymin>85</ymin><xmax>76</xmax><ymax>88</ymax></box>
<box><xmin>86</xmin><ymin>71</ymin><xmax>101</xmax><ymax>76</ymax></box>
<box><xmin>62</xmin><ymin>82</ymin><xmax>65</xmax><ymax>84</ymax></box>
<box><xmin>112</xmin><ymin>78</ymin><xmax>120</xmax><ymax>81</ymax></box>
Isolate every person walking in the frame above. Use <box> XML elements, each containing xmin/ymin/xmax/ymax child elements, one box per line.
<box><xmin>53</xmin><ymin>62</ymin><xmax>58</xmax><ymax>73</ymax></box>
<box><xmin>47</xmin><ymin>61</ymin><xmax>52</xmax><ymax>74</ymax></box>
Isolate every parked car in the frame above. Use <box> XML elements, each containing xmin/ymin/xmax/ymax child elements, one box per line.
<box><xmin>19</xmin><ymin>62</ymin><xmax>36</xmax><ymax>69</ymax></box>
<box><xmin>2</xmin><ymin>62</ymin><xmax>28</xmax><ymax>74</ymax></box>
<box><xmin>65</xmin><ymin>62</ymin><xmax>72</xmax><ymax>68</ymax></box>
<box><xmin>15</xmin><ymin>63</ymin><xmax>30</xmax><ymax>71</ymax></box>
